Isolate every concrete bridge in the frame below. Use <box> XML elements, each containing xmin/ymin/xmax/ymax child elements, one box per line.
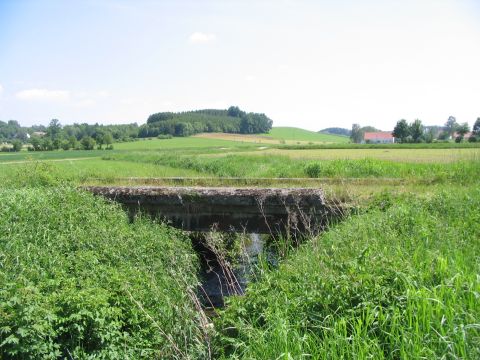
<box><xmin>84</xmin><ymin>186</ymin><xmax>343</xmax><ymax>234</ymax></box>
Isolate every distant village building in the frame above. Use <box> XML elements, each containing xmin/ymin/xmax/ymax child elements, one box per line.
<box><xmin>362</xmin><ymin>132</ymin><xmax>395</xmax><ymax>144</ymax></box>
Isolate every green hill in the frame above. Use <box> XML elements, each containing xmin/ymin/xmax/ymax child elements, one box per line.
<box><xmin>140</xmin><ymin>106</ymin><xmax>273</xmax><ymax>137</ymax></box>
<box><xmin>266</xmin><ymin>127</ymin><xmax>349</xmax><ymax>143</ymax></box>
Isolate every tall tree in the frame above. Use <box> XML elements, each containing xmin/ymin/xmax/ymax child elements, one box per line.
<box><xmin>444</xmin><ymin>116</ymin><xmax>458</xmax><ymax>137</ymax></box>
<box><xmin>392</xmin><ymin>119</ymin><xmax>410</xmax><ymax>143</ymax></box>
<box><xmin>47</xmin><ymin>119</ymin><xmax>62</xmax><ymax>139</ymax></box>
<box><xmin>424</xmin><ymin>127</ymin><xmax>436</xmax><ymax>143</ymax></box>
<box><xmin>30</xmin><ymin>136</ymin><xmax>42</xmax><ymax>151</ymax></box>
<box><xmin>410</xmin><ymin>119</ymin><xmax>424</xmax><ymax>143</ymax></box>
<box><xmin>11</xmin><ymin>139</ymin><xmax>22</xmax><ymax>152</ymax></box>
<box><xmin>350</xmin><ymin>124</ymin><xmax>363</xmax><ymax>143</ymax></box>
<box><xmin>472</xmin><ymin>118</ymin><xmax>480</xmax><ymax>136</ymax></box>
<box><xmin>81</xmin><ymin>136</ymin><xmax>96</xmax><ymax>150</ymax></box>
<box><xmin>104</xmin><ymin>132</ymin><xmax>113</xmax><ymax>146</ymax></box>
<box><xmin>455</xmin><ymin>122</ymin><xmax>470</xmax><ymax>142</ymax></box>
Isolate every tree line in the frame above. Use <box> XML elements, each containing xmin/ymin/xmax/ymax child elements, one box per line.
<box><xmin>139</xmin><ymin>106</ymin><xmax>273</xmax><ymax>137</ymax></box>
<box><xmin>349</xmin><ymin>117</ymin><xmax>480</xmax><ymax>143</ymax></box>
<box><xmin>1</xmin><ymin>120</ymin><xmax>139</xmax><ymax>152</ymax></box>
<box><xmin>319</xmin><ymin>127</ymin><xmax>351</xmax><ymax>137</ymax></box>
<box><xmin>392</xmin><ymin>116</ymin><xmax>479</xmax><ymax>143</ymax></box>
<box><xmin>1</xmin><ymin>106</ymin><xmax>273</xmax><ymax>152</ymax></box>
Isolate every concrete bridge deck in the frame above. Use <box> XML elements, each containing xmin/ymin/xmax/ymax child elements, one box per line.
<box><xmin>84</xmin><ymin>186</ymin><xmax>342</xmax><ymax>234</ymax></box>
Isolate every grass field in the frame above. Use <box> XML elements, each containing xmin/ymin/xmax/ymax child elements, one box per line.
<box><xmin>267</xmin><ymin>127</ymin><xmax>349</xmax><ymax>143</ymax></box>
<box><xmin>113</xmin><ymin>136</ymin><xmax>259</xmax><ymax>150</ymax></box>
<box><xmin>1</xmin><ymin>135</ymin><xmax>479</xmax><ymax>358</ymax></box>
<box><xmin>235</xmin><ymin>147</ymin><xmax>480</xmax><ymax>163</ymax></box>
<box><xmin>193</xmin><ymin>127</ymin><xmax>349</xmax><ymax>145</ymax></box>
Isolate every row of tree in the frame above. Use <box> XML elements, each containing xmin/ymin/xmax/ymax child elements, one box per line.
<box><xmin>29</xmin><ymin>119</ymin><xmax>120</xmax><ymax>151</ymax></box>
<box><xmin>350</xmin><ymin>117</ymin><xmax>480</xmax><ymax>144</ymax></box>
<box><xmin>0</xmin><ymin>120</ymin><xmax>31</xmax><ymax>142</ymax></box>
<box><xmin>393</xmin><ymin>116</ymin><xmax>479</xmax><ymax>143</ymax></box>
<box><xmin>0</xmin><ymin>119</ymin><xmax>142</xmax><ymax>151</ymax></box>
<box><xmin>140</xmin><ymin>106</ymin><xmax>273</xmax><ymax>137</ymax></box>
<box><xmin>319</xmin><ymin>127</ymin><xmax>351</xmax><ymax>136</ymax></box>
<box><xmin>1</xmin><ymin>106</ymin><xmax>273</xmax><ymax>150</ymax></box>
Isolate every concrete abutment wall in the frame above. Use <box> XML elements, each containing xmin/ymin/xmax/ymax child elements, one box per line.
<box><xmin>83</xmin><ymin>186</ymin><xmax>343</xmax><ymax>234</ymax></box>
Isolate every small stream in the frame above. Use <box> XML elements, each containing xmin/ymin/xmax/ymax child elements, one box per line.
<box><xmin>196</xmin><ymin>233</ymin><xmax>276</xmax><ymax>308</ymax></box>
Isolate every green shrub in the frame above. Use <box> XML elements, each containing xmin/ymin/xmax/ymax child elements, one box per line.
<box><xmin>304</xmin><ymin>162</ymin><xmax>322</xmax><ymax>177</ymax></box>
<box><xmin>0</xmin><ymin>188</ymin><xmax>207</xmax><ymax>358</ymax></box>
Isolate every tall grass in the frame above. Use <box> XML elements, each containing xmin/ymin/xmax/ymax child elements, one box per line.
<box><xmin>214</xmin><ymin>189</ymin><xmax>480</xmax><ymax>359</ymax></box>
<box><xmin>2</xmin><ymin>154</ymin><xmax>479</xmax><ymax>358</ymax></box>
<box><xmin>105</xmin><ymin>152</ymin><xmax>480</xmax><ymax>184</ymax></box>
<box><xmin>0</xmin><ymin>186</ymin><xmax>209</xmax><ymax>358</ymax></box>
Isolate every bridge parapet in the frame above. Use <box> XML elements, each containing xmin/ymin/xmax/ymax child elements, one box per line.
<box><xmin>83</xmin><ymin>186</ymin><xmax>341</xmax><ymax>234</ymax></box>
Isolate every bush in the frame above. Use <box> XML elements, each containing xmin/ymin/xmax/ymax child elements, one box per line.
<box><xmin>0</xmin><ymin>188</ymin><xmax>207</xmax><ymax>358</ymax></box>
<box><xmin>11</xmin><ymin>140</ymin><xmax>23</xmax><ymax>152</ymax></box>
<box><xmin>157</xmin><ymin>134</ymin><xmax>173</xmax><ymax>140</ymax></box>
<box><xmin>81</xmin><ymin>136</ymin><xmax>96</xmax><ymax>150</ymax></box>
<box><xmin>304</xmin><ymin>162</ymin><xmax>322</xmax><ymax>177</ymax></box>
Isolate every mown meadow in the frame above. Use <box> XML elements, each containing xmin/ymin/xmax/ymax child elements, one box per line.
<box><xmin>1</xmin><ymin>136</ymin><xmax>479</xmax><ymax>358</ymax></box>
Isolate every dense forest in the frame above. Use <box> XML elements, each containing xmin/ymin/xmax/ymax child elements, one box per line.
<box><xmin>319</xmin><ymin>127</ymin><xmax>351</xmax><ymax>136</ymax></box>
<box><xmin>139</xmin><ymin>106</ymin><xmax>273</xmax><ymax>137</ymax></box>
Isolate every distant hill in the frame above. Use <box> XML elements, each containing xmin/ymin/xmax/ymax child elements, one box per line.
<box><xmin>267</xmin><ymin>127</ymin><xmax>349</xmax><ymax>143</ymax></box>
<box><xmin>139</xmin><ymin>106</ymin><xmax>273</xmax><ymax>137</ymax></box>
<box><xmin>319</xmin><ymin>127</ymin><xmax>351</xmax><ymax>137</ymax></box>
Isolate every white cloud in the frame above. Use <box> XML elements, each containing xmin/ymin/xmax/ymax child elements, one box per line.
<box><xmin>189</xmin><ymin>32</ymin><xmax>216</xmax><ymax>44</ymax></box>
<box><xmin>0</xmin><ymin>84</ymin><xmax>3</xmax><ymax>95</ymax></box>
<box><xmin>245</xmin><ymin>74</ymin><xmax>256</xmax><ymax>82</ymax></box>
<box><xmin>16</xmin><ymin>88</ymin><xmax>70</xmax><ymax>102</ymax></box>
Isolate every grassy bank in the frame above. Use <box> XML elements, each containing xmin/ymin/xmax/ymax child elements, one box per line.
<box><xmin>0</xmin><ymin>185</ymin><xmax>209</xmax><ymax>358</ymax></box>
<box><xmin>1</xmin><ymin>146</ymin><xmax>479</xmax><ymax>358</ymax></box>
<box><xmin>215</xmin><ymin>190</ymin><xmax>480</xmax><ymax>359</ymax></box>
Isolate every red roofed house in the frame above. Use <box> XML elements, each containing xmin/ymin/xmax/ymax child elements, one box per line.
<box><xmin>363</xmin><ymin>132</ymin><xmax>395</xmax><ymax>144</ymax></box>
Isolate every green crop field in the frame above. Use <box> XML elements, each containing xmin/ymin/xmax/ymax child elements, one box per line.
<box><xmin>266</xmin><ymin>127</ymin><xmax>350</xmax><ymax>143</ymax></box>
<box><xmin>1</xmin><ymin>137</ymin><xmax>479</xmax><ymax>358</ymax></box>
<box><xmin>113</xmin><ymin>136</ymin><xmax>259</xmax><ymax>150</ymax></box>
<box><xmin>238</xmin><ymin>147</ymin><xmax>480</xmax><ymax>163</ymax></box>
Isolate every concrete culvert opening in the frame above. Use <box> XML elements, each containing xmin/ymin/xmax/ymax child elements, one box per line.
<box><xmin>83</xmin><ymin>186</ymin><xmax>347</xmax><ymax>308</ymax></box>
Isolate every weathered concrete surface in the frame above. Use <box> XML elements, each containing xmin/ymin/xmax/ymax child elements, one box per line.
<box><xmin>83</xmin><ymin>186</ymin><xmax>341</xmax><ymax>234</ymax></box>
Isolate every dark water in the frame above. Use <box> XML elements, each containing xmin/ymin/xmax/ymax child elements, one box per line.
<box><xmin>196</xmin><ymin>233</ymin><xmax>272</xmax><ymax>308</ymax></box>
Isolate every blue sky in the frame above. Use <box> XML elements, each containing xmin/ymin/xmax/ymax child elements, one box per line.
<box><xmin>0</xmin><ymin>0</ymin><xmax>479</xmax><ymax>130</ymax></box>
